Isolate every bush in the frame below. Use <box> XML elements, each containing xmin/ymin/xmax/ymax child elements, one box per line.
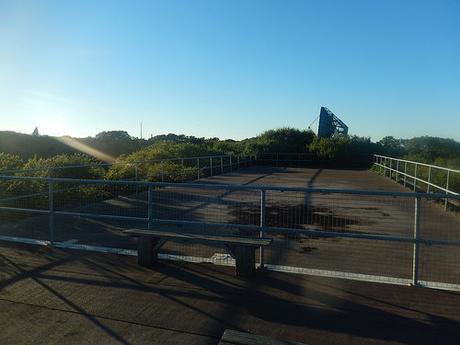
<box><xmin>0</xmin><ymin>153</ymin><xmax>23</xmax><ymax>172</ymax></box>
<box><xmin>3</xmin><ymin>154</ymin><xmax>106</xmax><ymax>208</ymax></box>
<box><xmin>309</xmin><ymin>136</ymin><xmax>378</xmax><ymax>167</ymax></box>
<box><xmin>242</xmin><ymin>127</ymin><xmax>315</xmax><ymax>156</ymax></box>
<box><xmin>146</xmin><ymin>161</ymin><xmax>198</xmax><ymax>182</ymax></box>
<box><xmin>106</xmin><ymin>141</ymin><xmax>216</xmax><ymax>180</ymax></box>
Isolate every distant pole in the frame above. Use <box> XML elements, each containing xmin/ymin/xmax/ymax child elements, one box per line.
<box><xmin>140</xmin><ymin>122</ymin><xmax>143</xmax><ymax>139</ymax></box>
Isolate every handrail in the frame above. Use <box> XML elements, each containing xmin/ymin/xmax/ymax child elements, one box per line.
<box><xmin>374</xmin><ymin>154</ymin><xmax>460</xmax><ymax>174</ymax></box>
<box><xmin>0</xmin><ymin>154</ymin><xmax>252</xmax><ymax>175</ymax></box>
<box><xmin>1</xmin><ymin>174</ymin><xmax>460</xmax><ymax>199</ymax></box>
<box><xmin>373</xmin><ymin>154</ymin><xmax>459</xmax><ymax>210</ymax></box>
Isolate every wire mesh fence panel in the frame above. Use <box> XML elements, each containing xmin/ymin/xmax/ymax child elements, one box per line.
<box><xmin>419</xmin><ymin>197</ymin><xmax>460</xmax><ymax>242</ymax></box>
<box><xmin>0</xmin><ymin>178</ymin><xmax>50</xmax><ymax>240</ymax></box>
<box><xmin>264</xmin><ymin>233</ymin><xmax>413</xmax><ymax>281</ymax></box>
<box><xmin>419</xmin><ymin>243</ymin><xmax>460</xmax><ymax>287</ymax></box>
<box><xmin>53</xmin><ymin>214</ymin><xmax>141</xmax><ymax>249</ymax></box>
<box><xmin>416</xmin><ymin>195</ymin><xmax>460</xmax><ymax>287</ymax></box>
<box><xmin>265</xmin><ymin>191</ymin><xmax>416</xmax><ymax>238</ymax></box>
<box><xmin>151</xmin><ymin>185</ymin><xmax>260</xmax><ymax>264</ymax></box>
<box><xmin>53</xmin><ymin>181</ymin><xmax>147</xmax><ymax>218</ymax></box>
<box><xmin>262</xmin><ymin>190</ymin><xmax>416</xmax><ymax>280</ymax></box>
<box><xmin>51</xmin><ymin>181</ymin><xmax>148</xmax><ymax>248</ymax></box>
<box><xmin>0</xmin><ymin>209</ymin><xmax>50</xmax><ymax>241</ymax></box>
<box><xmin>152</xmin><ymin>186</ymin><xmax>260</xmax><ymax>226</ymax></box>
<box><xmin>1</xmin><ymin>171</ymin><xmax>460</xmax><ymax>290</ymax></box>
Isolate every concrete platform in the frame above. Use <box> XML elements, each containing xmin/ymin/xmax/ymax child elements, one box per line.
<box><xmin>1</xmin><ymin>241</ymin><xmax>459</xmax><ymax>345</ymax></box>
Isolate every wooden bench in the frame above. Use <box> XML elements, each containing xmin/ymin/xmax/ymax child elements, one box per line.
<box><xmin>219</xmin><ymin>329</ymin><xmax>307</xmax><ymax>345</ymax></box>
<box><xmin>123</xmin><ymin>224</ymin><xmax>272</xmax><ymax>277</ymax></box>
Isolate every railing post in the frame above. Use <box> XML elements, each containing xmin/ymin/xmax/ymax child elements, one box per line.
<box><xmin>412</xmin><ymin>196</ymin><xmax>421</xmax><ymax>286</ymax></box>
<box><xmin>148</xmin><ymin>185</ymin><xmax>153</xmax><ymax>229</ymax></box>
<box><xmin>396</xmin><ymin>160</ymin><xmax>399</xmax><ymax>183</ymax></box>
<box><xmin>427</xmin><ymin>166</ymin><xmax>431</xmax><ymax>193</ymax></box>
<box><xmin>220</xmin><ymin>156</ymin><xmax>224</xmax><ymax>174</ymax></box>
<box><xmin>389</xmin><ymin>159</ymin><xmax>393</xmax><ymax>180</ymax></box>
<box><xmin>230</xmin><ymin>156</ymin><xmax>232</xmax><ymax>172</ymax></box>
<box><xmin>445</xmin><ymin>171</ymin><xmax>450</xmax><ymax>210</ymax></box>
<box><xmin>259</xmin><ymin>189</ymin><xmax>266</xmax><ymax>269</ymax></box>
<box><xmin>209</xmin><ymin>157</ymin><xmax>213</xmax><ymax>177</ymax></box>
<box><xmin>181</xmin><ymin>159</ymin><xmax>184</xmax><ymax>182</ymax></box>
<box><xmin>413</xmin><ymin>164</ymin><xmax>417</xmax><ymax>191</ymax></box>
<box><xmin>48</xmin><ymin>179</ymin><xmax>54</xmax><ymax>245</ymax></box>
<box><xmin>135</xmin><ymin>163</ymin><xmax>139</xmax><ymax>197</ymax></box>
<box><xmin>197</xmin><ymin>158</ymin><xmax>200</xmax><ymax>180</ymax></box>
<box><xmin>404</xmin><ymin>161</ymin><xmax>407</xmax><ymax>187</ymax></box>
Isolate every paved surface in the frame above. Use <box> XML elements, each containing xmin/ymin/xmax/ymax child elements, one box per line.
<box><xmin>1</xmin><ymin>241</ymin><xmax>459</xmax><ymax>345</ymax></box>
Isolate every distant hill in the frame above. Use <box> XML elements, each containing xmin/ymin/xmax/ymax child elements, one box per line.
<box><xmin>0</xmin><ymin>130</ymin><xmax>245</xmax><ymax>160</ymax></box>
<box><xmin>0</xmin><ymin>130</ymin><xmax>151</xmax><ymax>159</ymax></box>
<box><xmin>0</xmin><ymin>131</ymin><xmax>76</xmax><ymax>158</ymax></box>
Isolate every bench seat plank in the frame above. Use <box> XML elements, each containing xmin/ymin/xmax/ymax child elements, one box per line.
<box><xmin>219</xmin><ymin>329</ymin><xmax>307</xmax><ymax>345</ymax></box>
<box><xmin>124</xmin><ymin>229</ymin><xmax>272</xmax><ymax>247</ymax></box>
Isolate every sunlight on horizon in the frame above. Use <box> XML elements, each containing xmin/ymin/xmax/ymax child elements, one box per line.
<box><xmin>56</xmin><ymin>136</ymin><xmax>116</xmax><ymax>163</ymax></box>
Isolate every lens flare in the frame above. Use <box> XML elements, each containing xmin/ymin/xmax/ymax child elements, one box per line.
<box><xmin>55</xmin><ymin>136</ymin><xmax>116</xmax><ymax>163</ymax></box>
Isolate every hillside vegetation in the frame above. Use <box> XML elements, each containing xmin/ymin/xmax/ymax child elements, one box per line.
<box><xmin>0</xmin><ymin>129</ymin><xmax>459</xmax><ymax>181</ymax></box>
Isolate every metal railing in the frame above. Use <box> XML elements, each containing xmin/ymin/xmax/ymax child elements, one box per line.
<box><xmin>1</xmin><ymin>174</ymin><xmax>460</xmax><ymax>290</ymax></box>
<box><xmin>0</xmin><ymin>154</ymin><xmax>256</xmax><ymax>181</ymax></box>
<box><xmin>256</xmin><ymin>152</ymin><xmax>315</xmax><ymax>166</ymax></box>
<box><xmin>373</xmin><ymin>154</ymin><xmax>460</xmax><ymax>210</ymax></box>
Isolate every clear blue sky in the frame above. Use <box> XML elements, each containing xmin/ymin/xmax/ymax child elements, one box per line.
<box><xmin>1</xmin><ymin>0</ymin><xmax>459</xmax><ymax>141</ymax></box>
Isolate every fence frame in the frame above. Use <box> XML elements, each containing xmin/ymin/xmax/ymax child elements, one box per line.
<box><xmin>1</xmin><ymin>174</ymin><xmax>460</xmax><ymax>290</ymax></box>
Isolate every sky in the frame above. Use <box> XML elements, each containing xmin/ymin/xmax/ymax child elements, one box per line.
<box><xmin>0</xmin><ymin>0</ymin><xmax>459</xmax><ymax>141</ymax></box>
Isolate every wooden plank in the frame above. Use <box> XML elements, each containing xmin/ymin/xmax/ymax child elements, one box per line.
<box><xmin>220</xmin><ymin>329</ymin><xmax>307</xmax><ymax>344</ymax></box>
<box><xmin>123</xmin><ymin>229</ymin><xmax>272</xmax><ymax>247</ymax></box>
<box><xmin>219</xmin><ymin>329</ymin><xmax>307</xmax><ymax>345</ymax></box>
<box><xmin>148</xmin><ymin>222</ymin><xmax>238</xmax><ymax>232</ymax></box>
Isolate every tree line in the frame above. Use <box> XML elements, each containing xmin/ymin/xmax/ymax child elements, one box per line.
<box><xmin>0</xmin><ymin>128</ymin><xmax>459</xmax><ymax>179</ymax></box>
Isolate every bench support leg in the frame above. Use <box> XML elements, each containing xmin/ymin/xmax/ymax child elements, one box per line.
<box><xmin>138</xmin><ymin>237</ymin><xmax>161</xmax><ymax>267</ymax></box>
<box><xmin>234</xmin><ymin>246</ymin><xmax>256</xmax><ymax>277</ymax></box>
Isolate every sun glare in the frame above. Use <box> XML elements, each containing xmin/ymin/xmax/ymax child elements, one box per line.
<box><xmin>56</xmin><ymin>136</ymin><xmax>116</xmax><ymax>163</ymax></box>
